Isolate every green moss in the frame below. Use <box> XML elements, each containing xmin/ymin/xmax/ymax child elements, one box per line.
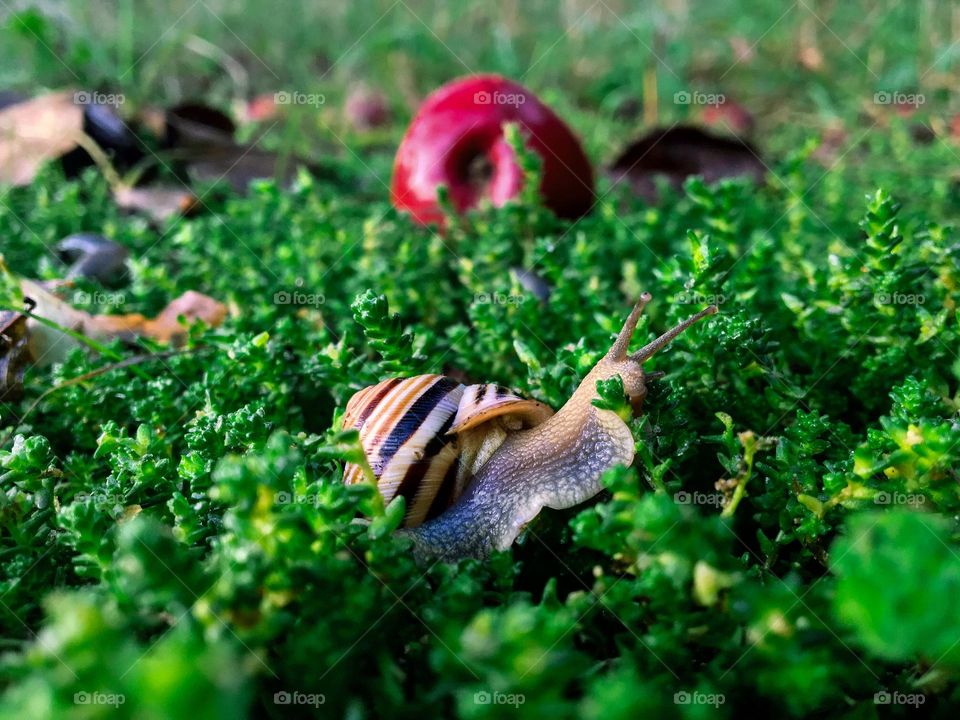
<box><xmin>1</xmin><ymin>10</ymin><xmax>960</xmax><ymax>710</ymax></box>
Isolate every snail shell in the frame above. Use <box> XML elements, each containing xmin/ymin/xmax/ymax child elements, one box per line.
<box><xmin>342</xmin><ymin>375</ymin><xmax>553</xmax><ymax>527</ymax></box>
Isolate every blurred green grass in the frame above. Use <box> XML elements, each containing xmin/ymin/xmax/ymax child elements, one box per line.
<box><xmin>3</xmin><ymin>0</ymin><xmax>957</xmax><ymax>146</ymax></box>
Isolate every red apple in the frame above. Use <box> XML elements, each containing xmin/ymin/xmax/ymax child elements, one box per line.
<box><xmin>391</xmin><ymin>74</ymin><xmax>594</xmax><ymax>225</ymax></box>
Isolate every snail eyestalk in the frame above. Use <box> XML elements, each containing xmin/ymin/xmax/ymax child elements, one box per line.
<box><xmin>631</xmin><ymin>304</ymin><xmax>718</xmax><ymax>363</ymax></box>
<box><xmin>607</xmin><ymin>292</ymin><xmax>652</xmax><ymax>361</ymax></box>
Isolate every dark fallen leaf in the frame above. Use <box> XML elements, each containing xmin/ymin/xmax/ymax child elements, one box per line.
<box><xmin>0</xmin><ymin>310</ymin><xmax>30</xmax><ymax>401</ymax></box>
<box><xmin>56</xmin><ymin>234</ymin><xmax>129</xmax><ymax>285</ymax></box>
<box><xmin>185</xmin><ymin>145</ymin><xmax>305</xmax><ymax>192</ymax></box>
<box><xmin>60</xmin><ymin>101</ymin><xmax>143</xmax><ymax>178</ymax></box>
<box><xmin>164</xmin><ymin>102</ymin><xmax>237</xmax><ymax>146</ymax></box>
<box><xmin>154</xmin><ymin>101</ymin><xmax>309</xmax><ymax>192</ymax></box>
<box><xmin>607</xmin><ymin>125</ymin><xmax>766</xmax><ymax>203</ymax></box>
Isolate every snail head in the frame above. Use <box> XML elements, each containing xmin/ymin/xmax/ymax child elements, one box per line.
<box><xmin>602</xmin><ymin>293</ymin><xmax>718</xmax><ymax>410</ymax></box>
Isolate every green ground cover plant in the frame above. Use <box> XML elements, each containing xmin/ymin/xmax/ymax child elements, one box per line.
<box><xmin>2</xmin><ymin>1</ymin><xmax>960</xmax><ymax>717</ymax></box>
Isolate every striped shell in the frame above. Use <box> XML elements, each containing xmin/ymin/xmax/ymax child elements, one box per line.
<box><xmin>342</xmin><ymin>375</ymin><xmax>553</xmax><ymax>527</ymax></box>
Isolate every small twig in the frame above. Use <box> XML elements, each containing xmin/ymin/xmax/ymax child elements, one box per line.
<box><xmin>71</xmin><ymin>130</ymin><xmax>125</xmax><ymax>191</ymax></box>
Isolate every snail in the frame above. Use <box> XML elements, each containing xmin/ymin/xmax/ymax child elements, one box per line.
<box><xmin>342</xmin><ymin>294</ymin><xmax>717</xmax><ymax>560</ymax></box>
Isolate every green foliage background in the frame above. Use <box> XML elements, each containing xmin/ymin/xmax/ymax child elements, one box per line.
<box><xmin>1</xmin><ymin>1</ymin><xmax>960</xmax><ymax>717</ymax></box>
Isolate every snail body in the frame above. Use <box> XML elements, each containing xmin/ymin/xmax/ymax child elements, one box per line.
<box><xmin>344</xmin><ymin>295</ymin><xmax>717</xmax><ymax>560</ymax></box>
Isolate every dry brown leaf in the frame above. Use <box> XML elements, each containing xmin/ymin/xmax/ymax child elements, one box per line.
<box><xmin>81</xmin><ymin>290</ymin><xmax>227</xmax><ymax>344</ymax></box>
<box><xmin>140</xmin><ymin>290</ymin><xmax>228</xmax><ymax>343</ymax></box>
<box><xmin>13</xmin><ymin>279</ymin><xmax>226</xmax><ymax>367</ymax></box>
<box><xmin>0</xmin><ymin>91</ymin><xmax>83</xmax><ymax>185</ymax></box>
<box><xmin>113</xmin><ymin>185</ymin><xmax>199</xmax><ymax>222</ymax></box>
